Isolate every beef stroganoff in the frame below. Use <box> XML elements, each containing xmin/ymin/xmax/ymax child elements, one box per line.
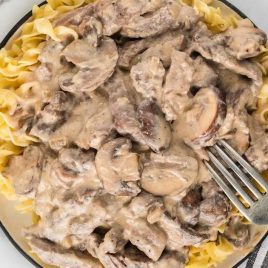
<box><xmin>0</xmin><ymin>0</ymin><xmax>268</xmax><ymax>267</ymax></box>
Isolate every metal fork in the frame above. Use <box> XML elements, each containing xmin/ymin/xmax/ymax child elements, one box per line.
<box><xmin>204</xmin><ymin>140</ymin><xmax>268</xmax><ymax>225</ymax></box>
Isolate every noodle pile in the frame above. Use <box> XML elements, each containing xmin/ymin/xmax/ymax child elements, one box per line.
<box><xmin>0</xmin><ymin>0</ymin><xmax>266</xmax><ymax>267</ymax></box>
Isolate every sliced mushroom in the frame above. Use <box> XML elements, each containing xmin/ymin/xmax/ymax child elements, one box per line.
<box><xmin>162</xmin><ymin>50</ymin><xmax>194</xmax><ymax>121</ymax></box>
<box><xmin>95</xmin><ymin>138</ymin><xmax>141</xmax><ymax>196</ymax></box>
<box><xmin>137</xmin><ymin>99</ymin><xmax>171</xmax><ymax>152</ymax></box>
<box><xmin>222</xmin><ymin>19</ymin><xmax>267</xmax><ymax>60</ymax></box>
<box><xmin>173</xmin><ymin>87</ymin><xmax>226</xmax><ymax>147</ymax></box>
<box><xmin>4</xmin><ymin>146</ymin><xmax>44</xmax><ymax>198</ymax></box>
<box><xmin>141</xmin><ymin>150</ymin><xmax>199</xmax><ymax>196</ymax></box>
<box><xmin>59</xmin><ymin>37</ymin><xmax>118</xmax><ymax>94</ymax></box>
<box><xmin>130</xmin><ymin>56</ymin><xmax>165</xmax><ymax>103</ymax></box>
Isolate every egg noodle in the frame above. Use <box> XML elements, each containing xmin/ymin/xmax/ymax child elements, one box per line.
<box><xmin>0</xmin><ymin>0</ymin><xmax>267</xmax><ymax>267</ymax></box>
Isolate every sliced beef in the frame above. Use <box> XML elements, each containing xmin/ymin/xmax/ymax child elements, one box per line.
<box><xmin>130</xmin><ymin>56</ymin><xmax>165</xmax><ymax>103</ymax></box>
<box><xmin>118</xmin><ymin>30</ymin><xmax>185</xmax><ymax>70</ymax></box>
<box><xmin>222</xmin><ymin>19</ymin><xmax>267</xmax><ymax>60</ymax></box>
<box><xmin>141</xmin><ymin>146</ymin><xmax>199</xmax><ymax>196</ymax></box>
<box><xmin>117</xmin><ymin>208</ymin><xmax>167</xmax><ymax>261</ymax></box>
<box><xmin>199</xmin><ymin>193</ymin><xmax>232</xmax><ymax>227</ymax></box>
<box><xmin>158</xmin><ymin>213</ymin><xmax>208</xmax><ymax>250</ymax></box>
<box><xmin>59</xmin><ymin>37</ymin><xmax>118</xmax><ymax>94</ymax></box>
<box><xmin>162</xmin><ymin>50</ymin><xmax>194</xmax><ymax>121</ymax></box>
<box><xmin>4</xmin><ymin>145</ymin><xmax>44</xmax><ymax>198</ymax></box>
<box><xmin>49</xmin><ymin>93</ymin><xmax>113</xmax><ymax>151</ymax></box>
<box><xmin>177</xmin><ymin>185</ymin><xmax>202</xmax><ymax>226</ymax></box>
<box><xmin>192</xmin><ymin>56</ymin><xmax>218</xmax><ymax>89</ymax></box>
<box><xmin>246</xmin><ymin>136</ymin><xmax>268</xmax><ymax>172</ymax></box>
<box><xmin>188</xmin><ymin>36</ymin><xmax>263</xmax><ymax>90</ymax></box>
<box><xmin>27</xmin><ymin>235</ymin><xmax>101</xmax><ymax>268</ymax></box>
<box><xmin>121</xmin><ymin>3</ymin><xmax>199</xmax><ymax>38</ymax></box>
<box><xmin>95</xmin><ymin>138</ymin><xmax>141</xmax><ymax>196</ymax></box>
<box><xmin>137</xmin><ymin>99</ymin><xmax>171</xmax><ymax>152</ymax></box>
<box><xmin>30</xmin><ymin>91</ymin><xmax>75</xmax><ymax>143</ymax></box>
<box><xmin>99</xmin><ymin>227</ymin><xmax>127</xmax><ymax>254</ymax></box>
<box><xmin>107</xmin><ymin>71</ymin><xmax>171</xmax><ymax>151</ymax></box>
<box><xmin>223</xmin><ymin>216</ymin><xmax>250</xmax><ymax>248</ymax></box>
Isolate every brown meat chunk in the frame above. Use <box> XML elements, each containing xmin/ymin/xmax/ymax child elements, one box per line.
<box><xmin>95</xmin><ymin>138</ymin><xmax>141</xmax><ymax>196</ymax></box>
<box><xmin>121</xmin><ymin>3</ymin><xmax>199</xmax><ymax>38</ymax></box>
<box><xmin>59</xmin><ymin>37</ymin><xmax>118</xmax><ymax>94</ymax></box>
<box><xmin>162</xmin><ymin>50</ymin><xmax>194</xmax><ymax>121</ymax></box>
<box><xmin>118</xmin><ymin>31</ymin><xmax>184</xmax><ymax>70</ymax></box>
<box><xmin>246</xmin><ymin>136</ymin><xmax>268</xmax><ymax>172</ymax></box>
<box><xmin>49</xmin><ymin>93</ymin><xmax>113</xmax><ymax>151</ymax></box>
<box><xmin>117</xmin><ymin>209</ymin><xmax>167</xmax><ymax>261</ymax></box>
<box><xmin>130</xmin><ymin>56</ymin><xmax>165</xmax><ymax>103</ymax></box>
<box><xmin>107</xmin><ymin>72</ymin><xmax>171</xmax><ymax>151</ymax></box>
<box><xmin>223</xmin><ymin>216</ymin><xmax>250</xmax><ymax>248</ymax></box>
<box><xmin>27</xmin><ymin>235</ymin><xmax>101</xmax><ymax>268</ymax></box>
<box><xmin>177</xmin><ymin>185</ymin><xmax>202</xmax><ymax>226</ymax></box>
<box><xmin>199</xmin><ymin>193</ymin><xmax>232</xmax><ymax>227</ymax></box>
<box><xmin>192</xmin><ymin>56</ymin><xmax>218</xmax><ymax>89</ymax></box>
<box><xmin>137</xmin><ymin>99</ymin><xmax>171</xmax><ymax>152</ymax></box>
<box><xmin>4</xmin><ymin>146</ymin><xmax>44</xmax><ymax>198</ymax></box>
<box><xmin>158</xmin><ymin>213</ymin><xmax>208</xmax><ymax>250</ymax></box>
<box><xmin>30</xmin><ymin>91</ymin><xmax>75</xmax><ymax>143</ymax></box>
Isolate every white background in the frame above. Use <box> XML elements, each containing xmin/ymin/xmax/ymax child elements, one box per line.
<box><xmin>0</xmin><ymin>0</ymin><xmax>267</xmax><ymax>267</ymax></box>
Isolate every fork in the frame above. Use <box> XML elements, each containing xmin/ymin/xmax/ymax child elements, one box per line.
<box><xmin>204</xmin><ymin>140</ymin><xmax>268</xmax><ymax>225</ymax></box>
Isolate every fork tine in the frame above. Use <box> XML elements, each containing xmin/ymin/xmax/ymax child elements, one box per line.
<box><xmin>213</xmin><ymin>144</ymin><xmax>263</xmax><ymax>199</ymax></box>
<box><xmin>207</xmin><ymin>150</ymin><xmax>255</xmax><ymax>206</ymax></box>
<box><xmin>204</xmin><ymin>161</ymin><xmax>249</xmax><ymax>218</ymax></box>
<box><xmin>218</xmin><ymin>140</ymin><xmax>268</xmax><ymax>192</ymax></box>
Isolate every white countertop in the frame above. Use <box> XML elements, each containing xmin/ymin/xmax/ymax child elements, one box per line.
<box><xmin>0</xmin><ymin>0</ymin><xmax>267</xmax><ymax>267</ymax></box>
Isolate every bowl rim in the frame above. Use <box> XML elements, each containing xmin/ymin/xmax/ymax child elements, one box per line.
<box><xmin>0</xmin><ymin>1</ymin><xmax>266</xmax><ymax>267</ymax></box>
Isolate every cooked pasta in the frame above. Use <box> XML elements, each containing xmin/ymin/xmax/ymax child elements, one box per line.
<box><xmin>0</xmin><ymin>0</ymin><xmax>267</xmax><ymax>268</ymax></box>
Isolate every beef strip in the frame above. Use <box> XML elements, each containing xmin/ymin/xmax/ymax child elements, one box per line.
<box><xmin>158</xmin><ymin>213</ymin><xmax>208</xmax><ymax>250</ymax></box>
<box><xmin>4</xmin><ymin>145</ymin><xmax>44</xmax><ymax>198</ymax></box>
<box><xmin>59</xmin><ymin>37</ymin><xmax>118</xmax><ymax>94</ymax></box>
<box><xmin>118</xmin><ymin>30</ymin><xmax>185</xmax><ymax>70</ymax></box>
<box><xmin>137</xmin><ymin>99</ymin><xmax>171</xmax><ymax>152</ymax></box>
<box><xmin>30</xmin><ymin>91</ymin><xmax>75</xmax><ymax>143</ymax></box>
<box><xmin>130</xmin><ymin>56</ymin><xmax>165</xmax><ymax>103</ymax></box>
<box><xmin>188</xmin><ymin>35</ymin><xmax>263</xmax><ymax>91</ymax></box>
<box><xmin>192</xmin><ymin>56</ymin><xmax>218</xmax><ymax>89</ymax></box>
<box><xmin>199</xmin><ymin>192</ymin><xmax>232</xmax><ymax>227</ymax></box>
<box><xmin>95</xmin><ymin>138</ymin><xmax>141</xmax><ymax>196</ymax></box>
<box><xmin>177</xmin><ymin>185</ymin><xmax>202</xmax><ymax>226</ymax></box>
<box><xmin>49</xmin><ymin>92</ymin><xmax>113</xmax><ymax>151</ymax></box>
<box><xmin>99</xmin><ymin>227</ymin><xmax>127</xmax><ymax>254</ymax></box>
<box><xmin>27</xmin><ymin>235</ymin><xmax>102</xmax><ymax>268</ymax></box>
<box><xmin>117</xmin><ymin>208</ymin><xmax>167</xmax><ymax>261</ymax></box>
<box><xmin>223</xmin><ymin>216</ymin><xmax>250</xmax><ymax>248</ymax></box>
<box><xmin>121</xmin><ymin>3</ymin><xmax>199</xmax><ymax>38</ymax></box>
<box><xmin>107</xmin><ymin>71</ymin><xmax>171</xmax><ymax>151</ymax></box>
<box><xmin>162</xmin><ymin>50</ymin><xmax>194</xmax><ymax>121</ymax></box>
